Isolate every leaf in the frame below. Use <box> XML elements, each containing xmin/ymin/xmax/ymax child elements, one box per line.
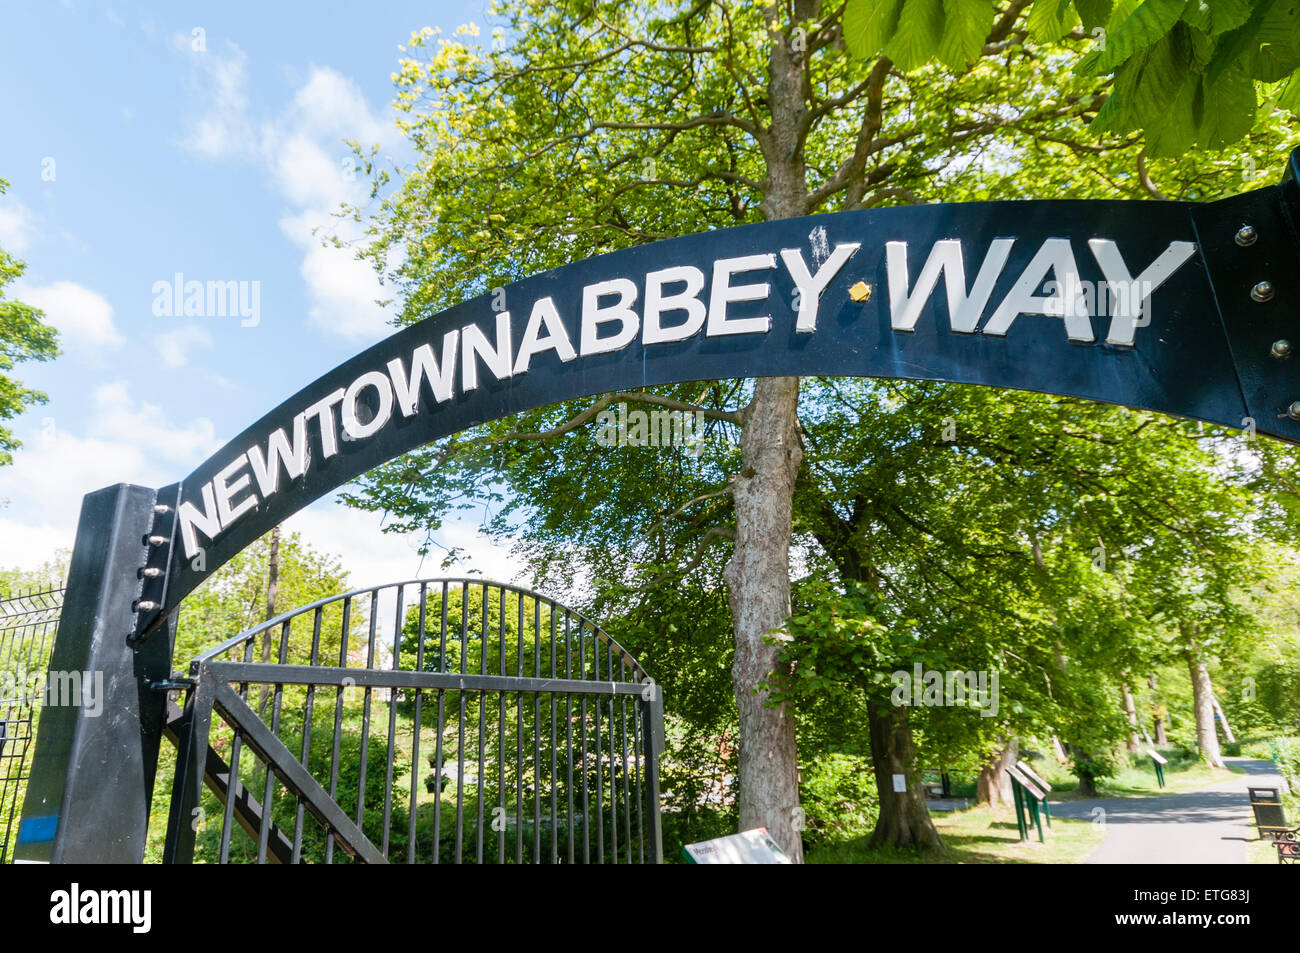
<box><xmin>1074</xmin><ymin>0</ymin><xmax>1114</xmax><ymax>32</ymax></box>
<box><xmin>885</xmin><ymin>0</ymin><xmax>947</xmax><ymax>70</ymax></box>
<box><xmin>1180</xmin><ymin>0</ymin><xmax>1253</xmax><ymax>37</ymax></box>
<box><xmin>937</xmin><ymin>0</ymin><xmax>994</xmax><ymax>70</ymax></box>
<box><xmin>1113</xmin><ymin>25</ymin><xmax>1192</xmax><ymax>129</ymax></box>
<box><xmin>1279</xmin><ymin>68</ymin><xmax>1300</xmax><ymax>113</ymax></box>
<box><xmin>844</xmin><ymin>0</ymin><xmax>904</xmax><ymax>59</ymax></box>
<box><xmin>1081</xmin><ymin>0</ymin><xmax>1190</xmax><ymax>75</ymax></box>
<box><xmin>1027</xmin><ymin>0</ymin><xmax>1079</xmax><ymax>42</ymax></box>
<box><xmin>1142</xmin><ymin>70</ymin><xmax>1198</xmax><ymax>156</ymax></box>
<box><xmin>1195</xmin><ymin>65</ymin><xmax>1257</xmax><ymax>149</ymax></box>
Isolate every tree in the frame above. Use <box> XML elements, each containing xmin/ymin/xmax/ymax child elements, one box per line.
<box><xmin>347</xmin><ymin>0</ymin><xmax>1298</xmax><ymax>858</ymax></box>
<box><xmin>0</xmin><ymin>177</ymin><xmax>58</xmax><ymax>469</ymax></box>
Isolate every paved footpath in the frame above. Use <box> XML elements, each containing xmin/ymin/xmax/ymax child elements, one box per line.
<box><xmin>1049</xmin><ymin>758</ymin><xmax>1285</xmax><ymax>864</ymax></box>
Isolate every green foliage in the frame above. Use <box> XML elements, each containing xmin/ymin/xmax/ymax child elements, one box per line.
<box><xmin>841</xmin><ymin>0</ymin><xmax>1300</xmax><ymax>155</ymax></box>
<box><xmin>0</xmin><ymin>177</ymin><xmax>58</xmax><ymax>468</ymax></box>
<box><xmin>1275</xmin><ymin>735</ymin><xmax>1300</xmax><ymax>788</ymax></box>
<box><xmin>798</xmin><ymin>752</ymin><xmax>880</xmax><ymax>847</ymax></box>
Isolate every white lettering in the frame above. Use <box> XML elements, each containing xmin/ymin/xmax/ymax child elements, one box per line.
<box><xmin>983</xmin><ymin>238</ymin><xmax>1093</xmax><ymax>341</ymax></box>
<box><xmin>213</xmin><ymin>454</ymin><xmax>258</xmax><ymax>529</ymax></box>
<box><xmin>341</xmin><ymin>370</ymin><xmax>395</xmax><ymax>440</ymax></box>
<box><xmin>514</xmin><ymin>296</ymin><xmax>577</xmax><ymax>373</ymax></box>
<box><xmin>387</xmin><ymin>331</ymin><xmax>459</xmax><ymax>414</ymax></box>
<box><xmin>707</xmin><ymin>254</ymin><xmax>776</xmax><ymax>336</ymax></box>
<box><xmin>580</xmin><ymin>279</ymin><xmax>640</xmax><ymax>355</ymax></box>
<box><xmin>886</xmin><ymin>239</ymin><xmax>1014</xmax><ymax>333</ymax></box>
<box><xmin>781</xmin><ymin>242</ymin><xmax>859</xmax><ymax>332</ymax></box>
<box><xmin>461</xmin><ymin>312</ymin><xmax>513</xmax><ymax>391</ymax></box>
<box><xmin>643</xmin><ymin>266</ymin><xmax>706</xmax><ymax>345</ymax></box>
<box><xmin>246</xmin><ymin>415</ymin><xmax>310</xmax><ymax>498</ymax></box>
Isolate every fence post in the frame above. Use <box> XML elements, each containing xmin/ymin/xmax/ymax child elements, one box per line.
<box><xmin>15</xmin><ymin>484</ymin><xmax>175</xmax><ymax>862</ymax></box>
<box><xmin>643</xmin><ymin>687</ymin><xmax>665</xmax><ymax>864</ymax></box>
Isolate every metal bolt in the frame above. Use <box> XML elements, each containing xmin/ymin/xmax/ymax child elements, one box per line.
<box><xmin>145</xmin><ymin>534</ymin><xmax>167</xmax><ymax>546</ymax></box>
<box><xmin>1235</xmin><ymin>225</ymin><xmax>1258</xmax><ymax>247</ymax></box>
<box><xmin>1273</xmin><ymin>339</ymin><xmax>1293</xmax><ymax>358</ymax></box>
<box><xmin>1251</xmin><ymin>281</ymin><xmax>1275</xmax><ymax>302</ymax></box>
<box><xmin>134</xmin><ymin>600</ymin><xmax>158</xmax><ymax>612</ymax></box>
<box><xmin>153</xmin><ymin>503</ymin><xmax>171</xmax><ymax>515</ymax></box>
<box><xmin>139</xmin><ymin>567</ymin><xmax>163</xmax><ymax>579</ymax></box>
<box><xmin>1289</xmin><ymin>402</ymin><xmax>1300</xmax><ymax>421</ymax></box>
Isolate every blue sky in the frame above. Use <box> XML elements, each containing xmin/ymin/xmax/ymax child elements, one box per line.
<box><xmin>0</xmin><ymin>0</ymin><xmax>523</xmax><ymax>585</ymax></box>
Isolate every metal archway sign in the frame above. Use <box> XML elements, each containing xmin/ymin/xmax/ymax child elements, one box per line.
<box><xmin>19</xmin><ymin>151</ymin><xmax>1300</xmax><ymax>862</ymax></box>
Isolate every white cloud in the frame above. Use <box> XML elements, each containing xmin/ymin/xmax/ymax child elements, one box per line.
<box><xmin>177</xmin><ymin>42</ymin><xmax>257</xmax><ymax>160</ymax></box>
<box><xmin>16</xmin><ymin>281</ymin><xmax>124</xmax><ymax>353</ymax></box>
<box><xmin>157</xmin><ymin>325</ymin><xmax>214</xmax><ymax>368</ymax></box>
<box><xmin>89</xmin><ymin>381</ymin><xmax>218</xmax><ymax>463</ymax></box>
<box><xmin>172</xmin><ymin>43</ymin><xmax>400</xmax><ymax>342</ymax></box>
<box><xmin>0</xmin><ymin>194</ymin><xmax>34</xmax><ymax>255</ymax></box>
<box><xmin>0</xmin><ymin>385</ymin><xmax>219</xmax><ymax>571</ymax></box>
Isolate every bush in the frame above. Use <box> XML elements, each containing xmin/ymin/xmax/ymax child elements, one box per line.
<box><xmin>1274</xmin><ymin>736</ymin><xmax>1300</xmax><ymax>791</ymax></box>
<box><xmin>798</xmin><ymin>752</ymin><xmax>879</xmax><ymax>848</ymax></box>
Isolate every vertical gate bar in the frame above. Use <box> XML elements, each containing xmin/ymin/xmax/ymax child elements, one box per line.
<box><xmin>476</xmin><ymin>582</ymin><xmax>488</xmax><ymax>864</ymax></box>
<box><xmin>593</xmin><ymin>632</ymin><xmax>603</xmax><ymax>864</ymax></box>
<box><xmin>632</xmin><ymin>695</ymin><xmax>644</xmax><ymax>865</ymax></box>
<box><xmin>163</xmin><ymin>667</ymin><xmax>217</xmax><ymax>864</ymax></box>
<box><xmin>433</xmin><ymin>582</ymin><xmax>449</xmax><ymax>864</ymax></box>
<box><xmin>455</xmin><ymin>582</ymin><xmax>467</xmax><ymax>864</ymax></box>
<box><xmin>356</xmin><ymin>589</ymin><xmax>378</xmax><ymax>832</ymax></box>
<box><xmin>382</xmin><ymin>585</ymin><xmax>404</xmax><ymax>858</ymax></box>
<box><xmin>564</xmin><ymin>610</ymin><xmax>574</xmax><ymax>865</ymax></box>
<box><xmin>578</xmin><ymin>620</ymin><xmax>589</xmax><ymax>864</ymax></box>
<box><xmin>497</xmin><ymin>585</ymin><xmax>505</xmax><ymax>864</ymax></box>
<box><xmin>643</xmin><ymin>687</ymin><xmax>664</xmax><ymax>864</ymax></box>
<box><xmin>294</xmin><ymin>606</ymin><xmax>324</xmax><ymax>864</ymax></box>
<box><xmin>605</xmin><ymin>640</ymin><xmax>617</xmax><ymax>864</ymax></box>
<box><xmin>325</xmin><ymin>595</ymin><xmax>351</xmax><ymax>865</ymax></box>
<box><xmin>257</xmin><ymin>617</ymin><xmax>292</xmax><ymax>864</ymax></box>
<box><xmin>619</xmin><ymin>654</ymin><xmax>632</xmax><ymax>863</ymax></box>
<box><xmin>549</xmin><ymin>605</ymin><xmax>558</xmax><ymax>864</ymax></box>
<box><xmin>515</xmin><ymin>591</ymin><xmax>524</xmax><ymax>864</ymax></box>
<box><xmin>533</xmin><ymin>598</ymin><xmax>541</xmax><ymax>863</ymax></box>
<box><xmin>408</xmin><ymin>582</ymin><xmax>427</xmax><ymax>863</ymax></box>
<box><xmin>219</xmin><ymin>727</ymin><xmax>242</xmax><ymax>864</ymax></box>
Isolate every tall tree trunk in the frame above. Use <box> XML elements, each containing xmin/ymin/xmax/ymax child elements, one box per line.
<box><xmin>1121</xmin><ymin>683</ymin><xmax>1140</xmax><ymax>752</ymax></box>
<box><xmin>976</xmin><ymin>738</ymin><xmax>1019</xmax><ymax>806</ymax></box>
<box><xmin>866</xmin><ymin>697</ymin><xmax>944</xmax><ymax>850</ymax></box>
<box><xmin>258</xmin><ymin>524</ymin><xmax>282</xmax><ymax>720</ymax></box>
<box><xmin>1149</xmin><ymin>672</ymin><xmax>1168</xmax><ymax>744</ymax></box>
<box><xmin>715</xmin><ymin>1</ymin><xmax>813</xmax><ymax>861</ymax></box>
<box><xmin>1210</xmin><ymin>695</ymin><xmax>1236</xmax><ymax>744</ymax></box>
<box><xmin>724</xmin><ymin>375</ymin><xmax>803</xmax><ymax>861</ymax></box>
<box><xmin>1184</xmin><ymin>631</ymin><xmax>1224</xmax><ymax>768</ymax></box>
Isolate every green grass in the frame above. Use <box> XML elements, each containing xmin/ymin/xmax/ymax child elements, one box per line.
<box><xmin>805</xmin><ymin>803</ymin><xmax>1104</xmax><ymax>864</ymax></box>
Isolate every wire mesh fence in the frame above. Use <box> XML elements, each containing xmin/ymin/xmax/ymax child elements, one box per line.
<box><xmin>0</xmin><ymin>586</ymin><xmax>63</xmax><ymax>863</ymax></box>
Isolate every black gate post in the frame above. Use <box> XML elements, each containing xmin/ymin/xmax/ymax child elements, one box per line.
<box><xmin>14</xmin><ymin>483</ymin><xmax>176</xmax><ymax>862</ymax></box>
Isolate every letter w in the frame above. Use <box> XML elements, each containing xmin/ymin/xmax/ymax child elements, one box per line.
<box><xmin>886</xmin><ymin>239</ymin><xmax>1014</xmax><ymax>333</ymax></box>
<box><xmin>388</xmin><ymin>330</ymin><xmax>460</xmax><ymax>414</ymax></box>
<box><xmin>247</xmin><ymin>415</ymin><xmax>310</xmax><ymax>498</ymax></box>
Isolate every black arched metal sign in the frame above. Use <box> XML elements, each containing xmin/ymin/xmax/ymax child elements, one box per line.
<box><xmin>19</xmin><ymin>151</ymin><xmax>1300</xmax><ymax>863</ymax></box>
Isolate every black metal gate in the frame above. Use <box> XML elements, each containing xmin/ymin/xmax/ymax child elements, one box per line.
<box><xmin>0</xmin><ymin>586</ymin><xmax>62</xmax><ymax>864</ymax></box>
<box><xmin>162</xmin><ymin>578</ymin><xmax>663</xmax><ymax>864</ymax></box>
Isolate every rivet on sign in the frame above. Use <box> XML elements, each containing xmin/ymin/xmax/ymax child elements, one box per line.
<box><xmin>153</xmin><ymin>504</ymin><xmax>171</xmax><ymax>515</ymax></box>
<box><xmin>139</xmin><ymin>567</ymin><xmax>163</xmax><ymax>579</ymax></box>
<box><xmin>849</xmin><ymin>281</ymin><xmax>872</xmax><ymax>303</ymax></box>
<box><xmin>145</xmin><ymin>534</ymin><xmax>167</xmax><ymax>546</ymax></box>
<box><xmin>1235</xmin><ymin>225</ymin><xmax>1258</xmax><ymax>247</ymax></box>
<box><xmin>134</xmin><ymin>600</ymin><xmax>158</xmax><ymax>612</ymax></box>
<box><xmin>1272</xmin><ymin>340</ymin><xmax>1292</xmax><ymax>358</ymax></box>
<box><xmin>1251</xmin><ymin>281</ymin><xmax>1274</xmax><ymax>303</ymax></box>
<box><xmin>1289</xmin><ymin>402</ymin><xmax>1300</xmax><ymax>421</ymax></box>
